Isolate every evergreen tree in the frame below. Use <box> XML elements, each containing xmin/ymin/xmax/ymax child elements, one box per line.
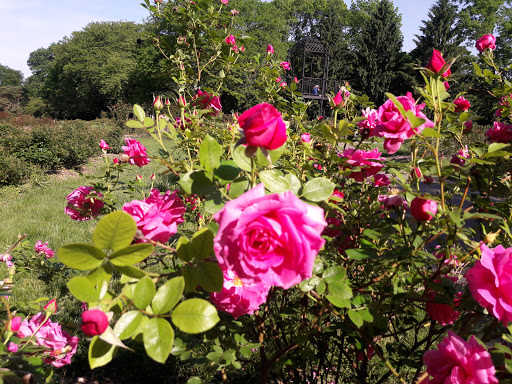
<box><xmin>352</xmin><ymin>0</ymin><xmax>406</xmax><ymax>105</ymax></box>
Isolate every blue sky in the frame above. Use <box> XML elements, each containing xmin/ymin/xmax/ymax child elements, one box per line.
<box><xmin>0</xmin><ymin>0</ymin><xmax>435</xmax><ymax>79</ymax></box>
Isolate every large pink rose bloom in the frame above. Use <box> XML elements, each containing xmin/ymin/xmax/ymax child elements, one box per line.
<box><xmin>123</xmin><ymin>189</ymin><xmax>186</xmax><ymax>243</ymax></box>
<box><xmin>65</xmin><ymin>186</ymin><xmax>104</xmax><ymax>221</ymax></box>
<box><xmin>210</xmin><ymin>269</ymin><xmax>271</xmax><ymax>319</ymax></box>
<box><xmin>213</xmin><ymin>184</ymin><xmax>327</xmax><ymax>289</ymax></box>
<box><xmin>238</xmin><ymin>103</ymin><xmax>287</xmax><ymax>150</ymax></box>
<box><xmin>18</xmin><ymin>312</ymin><xmax>79</xmax><ymax>368</ymax></box>
<box><xmin>485</xmin><ymin>121</ymin><xmax>512</xmax><ymax>143</ymax></box>
<box><xmin>466</xmin><ymin>244</ymin><xmax>512</xmax><ymax>325</ymax></box>
<box><xmin>374</xmin><ymin>93</ymin><xmax>434</xmax><ymax>154</ymax></box>
<box><xmin>423</xmin><ymin>331</ymin><xmax>498</xmax><ymax>384</ymax></box>
<box><xmin>341</xmin><ymin>148</ymin><xmax>384</xmax><ymax>182</ymax></box>
<box><xmin>122</xmin><ymin>138</ymin><xmax>150</xmax><ymax>167</ymax></box>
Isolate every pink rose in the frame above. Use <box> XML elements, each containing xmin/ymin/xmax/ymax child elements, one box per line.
<box><xmin>35</xmin><ymin>240</ymin><xmax>49</xmax><ymax>253</ymax></box>
<box><xmin>374</xmin><ymin>92</ymin><xmax>434</xmax><ymax>154</ymax></box>
<box><xmin>425</xmin><ymin>277</ymin><xmax>462</xmax><ymax>326</ymax></box>
<box><xmin>294</xmin><ymin>77</ymin><xmax>299</xmax><ymax>83</ymax></box>
<box><xmin>485</xmin><ymin>121</ymin><xmax>512</xmax><ymax>143</ymax></box>
<box><xmin>476</xmin><ymin>34</ymin><xmax>496</xmax><ymax>53</ymax></box>
<box><xmin>213</xmin><ymin>184</ymin><xmax>327</xmax><ymax>289</ymax></box>
<box><xmin>266</xmin><ymin>44</ymin><xmax>274</xmax><ymax>54</ymax></box>
<box><xmin>466</xmin><ymin>244</ymin><xmax>512</xmax><ymax>325</ymax></box>
<box><xmin>280</xmin><ymin>61</ymin><xmax>290</xmax><ymax>70</ymax></box>
<box><xmin>238</xmin><ymin>103</ymin><xmax>287</xmax><ymax>150</ymax></box>
<box><xmin>301</xmin><ymin>133</ymin><xmax>311</xmax><ymax>144</ymax></box>
<box><xmin>330</xmin><ymin>89</ymin><xmax>350</xmax><ymax>109</ymax></box>
<box><xmin>279</xmin><ymin>82</ymin><xmax>287</xmax><ymax>88</ymax></box>
<box><xmin>423</xmin><ymin>331</ymin><xmax>498</xmax><ymax>384</ymax></box>
<box><xmin>230</xmin><ymin>9</ymin><xmax>239</xmax><ymax>15</ymax></box>
<box><xmin>18</xmin><ymin>312</ymin><xmax>79</xmax><ymax>368</ymax></box>
<box><xmin>7</xmin><ymin>316</ymin><xmax>22</xmax><ymax>332</ymax></box>
<box><xmin>373</xmin><ymin>174</ymin><xmax>390</xmax><ymax>187</ymax></box>
<box><xmin>7</xmin><ymin>342</ymin><xmax>18</xmax><ymax>352</ymax></box>
<box><xmin>65</xmin><ymin>186</ymin><xmax>104</xmax><ymax>221</ymax></box>
<box><xmin>450</xmin><ymin>146</ymin><xmax>470</xmax><ymax>168</ymax></box>
<box><xmin>225</xmin><ymin>35</ymin><xmax>236</xmax><ymax>45</ymax></box>
<box><xmin>495</xmin><ymin>94</ymin><xmax>512</xmax><ymax>117</ymax></box>
<box><xmin>123</xmin><ymin>189</ymin><xmax>186</xmax><ymax>243</ymax></box>
<box><xmin>357</xmin><ymin>107</ymin><xmax>378</xmax><ymax>137</ymax></box>
<box><xmin>81</xmin><ymin>309</ymin><xmax>109</xmax><ymax>336</ymax></box>
<box><xmin>210</xmin><ymin>269</ymin><xmax>271</xmax><ymax>319</ymax></box>
<box><xmin>232</xmin><ymin>45</ymin><xmax>239</xmax><ymax>53</ymax></box>
<box><xmin>453</xmin><ymin>97</ymin><xmax>470</xmax><ymax>112</ymax></box>
<box><xmin>426</xmin><ymin>49</ymin><xmax>451</xmax><ymax>89</ymax></box>
<box><xmin>275</xmin><ymin>77</ymin><xmax>281</xmax><ymax>82</ymax></box>
<box><xmin>122</xmin><ymin>138</ymin><xmax>150</xmax><ymax>167</ymax></box>
<box><xmin>463</xmin><ymin>120</ymin><xmax>473</xmax><ymax>133</ymax></box>
<box><xmin>378</xmin><ymin>194</ymin><xmax>407</xmax><ymax>210</ymax></box>
<box><xmin>220</xmin><ymin>0</ymin><xmax>228</xmax><ymax>4</ymax></box>
<box><xmin>411</xmin><ymin>197</ymin><xmax>437</xmax><ymax>221</ymax></box>
<box><xmin>194</xmin><ymin>89</ymin><xmax>222</xmax><ymax>115</ymax></box>
<box><xmin>99</xmin><ymin>139</ymin><xmax>110</xmax><ymax>150</ymax></box>
<box><xmin>341</xmin><ymin>148</ymin><xmax>384</xmax><ymax>182</ymax></box>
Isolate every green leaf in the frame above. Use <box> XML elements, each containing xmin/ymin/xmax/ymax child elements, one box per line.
<box><xmin>134</xmin><ymin>276</ymin><xmax>156</xmax><ymax>310</ymax></box>
<box><xmin>215</xmin><ymin>160</ymin><xmax>241</xmax><ymax>182</ymax></box>
<box><xmin>88</xmin><ymin>336</ymin><xmax>116</xmax><ymax>369</ymax></box>
<box><xmin>256</xmin><ymin>145</ymin><xmax>286</xmax><ymax>166</ymax></box>
<box><xmin>179</xmin><ymin>170</ymin><xmax>216</xmax><ymax>196</ymax></box>
<box><xmin>232</xmin><ymin>144</ymin><xmax>252</xmax><ymax>172</ymax></box>
<box><xmin>259</xmin><ymin>170</ymin><xmax>289</xmax><ymax>193</ymax></box>
<box><xmin>133</xmin><ymin>104</ymin><xmax>145</xmax><ymax>122</ymax></box>
<box><xmin>143</xmin><ymin>318</ymin><xmax>174</xmax><ymax>364</ymax></box>
<box><xmin>228</xmin><ymin>177</ymin><xmax>249</xmax><ymax>198</ymax></box>
<box><xmin>345</xmin><ymin>248</ymin><xmax>376</xmax><ymax>260</ymax></box>
<box><xmin>326</xmin><ymin>295</ymin><xmax>351</xmax><ymax>308</ymax></box>
<box><xmin>199</xmin><ymin>135</ymin><xmax>222</xmax><ymax>173</ymax></box>
<box><xmin>58</xmin><ymin>244</ymin><xmax>105</xmax><ymax>270</ymax></box>
<box><xmin>328</xmin><ymin>281</ymin><xmax>353</xmax><ymax>300</ymax></box>
<box><xmin>483</xmin><ymin>150</ymin><xmax>512</xmax><ymax>158</ymax></box>
<box><xmin>186</xmin><ymin>377</ymin><xmax>202</xmax><ymax>384</ymax></box>
<box><xmin>302</xmin><ymin>178</ymin><xmax>335</xmax><ymax>202</ymax></box>
<box><xmin>422</xmin><ymin>127</ymin><xmax>443</xmax><ymax>138</ymax></box>
<box><xmin>126</xmin><ymin>120</ymin><xmax>143</xmax><ymax>129</ymax></box>
<box><xmin>488</xmin><ymin>143</ymin><xmax>510</xmax><ymax>152</ymax></box>
<box><xmin>115</xmin><ymin>265</ymin><xmax>147</xmax><ymax>279</ymax></box>
<box><xmin>348</xmin><ymin>309</ymin><xmax>364</xmax><ymax>327</ymax></box>
<box><xmin>171</xmin><ymin>298</ymin><xmax>220</xmax><ymax>334</ymax></box>
<box><xmin>195</xmin><ymin>262</ymin><xmax>223</xmax><ymax>292</ymax></box>
<box><xmin>385</xmin><ymin>93</ymin><xmax>407</xmax><ymax>116</ymax></box>
<box><xmin>205</xmin><ymin>191</ymin><xmax>227</xmax><ymax>215</ymax></box>
<box><xmin>67</xmin><ymin>276</ymin><xmax>99</xmax><ymax>303</ymax></box>
<box><xmin>114</xmin><ymin>311</ymin><xmax>144</xmax><ymax>340</ymax></box>
<box><xmin>323</xmin><ymin>266</ymin><xmax>346</xmax><ymax>284</ymax></box>
<box><xmin>284</xmin><ymin>174</ymin><xmax>301</xmax><ymax>195</ymax></box>
<box><xmin>143</xmin><ymin>117</ymin><xmax>155</xmax><ymax>128</ymax></box>
<box><xmin>177</xmin><ymin>228</ymin><xmax>214</xmax><ymax>262</ymax></box>
<box><xmin>93</xmin><ymin>211</ymin><xmax>137</xmax><ymax>252</ymax></box>
<box><xmin>109</xmin><ymin>243</ymin><xmax>153</xmax><ymax>266</ymax></box>
<box><xmin>182</xmin><ymin>265</ymin><xmax>199</xmax><ymax>292</ymax></box>
<box><xmin>152</xmin><ymin>277</ymin><xmax>185</xmax><ymax>315</ymax></box>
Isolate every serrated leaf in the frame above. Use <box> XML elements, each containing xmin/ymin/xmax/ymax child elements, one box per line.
<box><xmin>232</xmin><ymin>144</ymin><xmax>252</xmax><ymax>172</ymax></box>
<box><xmin>179</xmin><ymin>170</ymin><xmax>216</xmax><ymax>196</ymax></box>
<box><xmin>345</xmin><ymin>248</ymin><xmax>375</xmax><ymax>260</ymax></box>
<box><xmin>422</xmin><ymin>127</ymin><xmax>443</xmax><ymax>138</ymax></box>
<box><xmin>88</xmin><ymin>336</ymin><xmax>116</xmax><ymax>369</ymax></box>
<box><xmin>126</xmin><ymin>120</ymin><xmax>143</xmax><ymax>129</ymax></box>
<box><xmin>152</xmin><ymin>277</ymin><xmax>185</xmax><ymax>315</ymax></box>
<box><xmin>133</xmin><ymin>104</ymin><xmax>145</xmax><ymax>122</ymax></box>
<box><xmin>326</xmin><ymin>295</ymin><xmax>351</xmax><ymax>308</ymax></box>
<box><xmin>177</xmin><ymin>228</ymin><xmax>214</xmax><ymax>262</ymax></box>
<box><xmin>143</xmin><ymin>318</ymin><xmax>174</xmax><ymax>364</ymax></box>
<box><xmin>199</xmin><ymin>135</ymin><xmax>222</xmax><ymax>173</ymax></box>
<box><xmin>93</xmin><ymin>211</ymin><xmax>137</xmax><ymax>252</ymax></box>
<box><xmin>143</xmin><ymin>117</ymin><xmax>155</xmax><ymax>127</ymax></box>
<box><xmin>302</xmin><ymin>178</ymin><xmax>335</xmax><ymax>202</ymax></box>
<box><xmin>228</xmin><ymin>177</ymin><xmax>249</xmax><ymax>198</ymax></box>
<box><xmin>109</xmin><ymin>243</ymin><xmax>153</xmax><ymax>266</ymax></box>
<box><xmin>114</xmin><ymin>311</ymin><xmax>144</xmax><ymax>340</ymax></box>
<box><xmin>58</xmin><ymin>244</ymin><xmax>105</xmax><ymax>270</ymax></box>
<box><xmin>323</xmin><ymin>266</ymin><xmax>346</xmax><ymax>284</ymax></box>
<box><xmin>134</xmin><ymin>276</ymin><xmax>156</xmax><ymax>310</ymax></box>
<box><xmin>259</xmin><ymin>170</ymin><xmax>289</xmax><ymax>193</ymax></box>
<box><xmin>215</xmin><ymin>160</ymin><xmax>241</xmax><ymax>182</ymax></box>
<box><xmin>115</xmin><ymin>265</ymin><xmax>147</xmax><ymax>279</ymax></box>
<box><xmin>488</xmin><ymin>143</ymin><xmax>510</xmax><ymax>152</ymax></box>
<box><xmin>328</xmin><ymin>281</ymin><xmax>353</xmax><ymax>300</ymax></box>
<box><xmin>348</xmin><ymin>309</ymin><xmax>364</xmax><ymax>327</ymax></box>
<box><xmin>67</xmin><ymin>276</ymin><xmax>99</xmax><ymax>302</ymax></box>
<box><xmin>284</xmin><ymin>173</ymin><xmax>301</xmax><ymax>195</ymax></box>
<box><xmin>171</xmin><ymin>298</ymin><xmax>219</xmax><ymax>334</ymax></box>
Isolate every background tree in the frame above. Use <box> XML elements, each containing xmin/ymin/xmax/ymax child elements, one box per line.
<box><xmin>0</xmin><ymin>64</ymin><xmax>23</xmax><ymax>87</ymax></box>
<box><xmin>0</xmin><ymin>64</ymin><xmax>24</xmax><ymax>113</ymax></box>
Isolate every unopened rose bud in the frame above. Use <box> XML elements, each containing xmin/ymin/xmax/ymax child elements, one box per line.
<box><xmin>153</xmin><ymin>96</ymin><xmax>164</xmax><ymax>111</ymax></box>
<box><xmin>136</xmin><ymin>174</ymin><xmax>143</xmax><ymax>182</ymax></box>
<box><xmin>113</xmin><ymin>157</ymin><xmax>120</xmax><ymax>164</ymax></box>
<box><xmin>7</xmin><ymin>316</ymin><xmax>22</xmax><ymax>332</ymax></box>
<box><xmin>165</xmin><ymin>98</ymin><xmax>171</xmax><ymax>106</ymax></box>
<box><xmin>81</xmin><ymin>309</ymin><xmax>109</xmax><ymax>336</ymax></box>
<box><xmin>178</xmin><ymin>95</ymin><xmax>186</xmax><ymax>108</ymax></box>
<box><xmin>483</xmin><ymin>230</ymin><xmax>500</xmax><ymax>244</ymax></box>
<box><xmin>411</xmin><ymin>167</ymin><xmax>422</xmax><ymax>180</ymax></box>
<box><xmin>150</xmin><ymin>174</ymin><xmax>156</xmax><ymax>180</ymax></box>
<box><xmin>44</xmin><ymin>299</ymin><xmax>57</xmax><ymax>314</ymax></box>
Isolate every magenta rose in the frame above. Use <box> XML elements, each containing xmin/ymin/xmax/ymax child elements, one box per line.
<box><xmin>357</xmin><ymin>107</ymin><xmax>378</xmax><ymax>137</ymax></box>
<box><xmin>301</xmin><ymin>133</ymin><xmax>311</xmax><ymax>143</ymax></box>
<box><xmin>213</xmin><ymin>184</ymin><xmax>327</xmax><ymax>289</ymax></box>
<box><xmin>450</xmin><ymin>146</ymin><xmax>470</xmax><ymax>168</ymax></box>
<box><xmin>463</xmin><ymin>120</ymin><xmax>473</xmax><ymax>133</ymax></box>
<box><xmin>425</xmin><ymin>277</ymin><xmax>462</xmax><ymax>326</ymax></box>
<box><xmin>476</xmin><ymin>34</ymin><xmax>496</xmax><ymax>53</ymax></box>
<box><xmin>7</xmin><ymin>316</ymin><xmax>22</xmax><ymax>332</ymax></box>
<box><xmin>123</xmin><ymin>189</ymin><xmax>186</xmax><ymax>243</ymax></box>
<box><xmin>466</xmin><ymin>244</ymin><xmax>512</xmax><ymax>325</ymax></box>
<box><xmin>378</xmin><ymin>194</ymin><xmax>408</xmax><ymax>210</ymax></box>
<box><xmin>411</xmin><ymin>197</ymin><xmax>437</xmax><ymax>221</ymax></box>
<box><xmin>122</xmin><ymin>138</ymin><xmax>150</xmax><ymax>167</ymax></box>
<box><xmin>453</xmin><ymin>96</ymin><xmax>471</xmax><ymax>112</ymax></box>
<box><xmin>194</xmin><ymin>89</ymin><xmax>222</xmax><ymax>115</ymax></box>
<box><xmin>81</xmin><ymin>309</ymin><xmax>109</xmax><ymax>336</ymax></box>
<box><xmin>373</xmin><ymin>92</ymin><xmax>434</xmax><ymax>154</ymax></box>
<box><xmin>99</xmin><ymin>139</ymin><xmax>110</xmax><ymax>150</ymax></box>
<box><xmin>485</xmin><ymin>121</ymin><xmax>512</xmax><ymax>143</ymax></box>
<box><xmin>65</xmin><ymin>186</ymin><xmax>104</xmax><ymax>221</ymax></box>
<box><xmin>238</xmin><ymin>103</ymin><xmax>287</xmax><ymax>150</ymax></box>
<box><xmin>373</xmin><ymin>174</ymin><xmax>390</xmax><ymax>187</ymax></box>
<box><xmin>423</xmin><ymin>331</ymin><xmax>498</xmax><ymax>384</ymax></box>
<box><xmin>280</xmin><ymin>61</ymin><xmax>290</xmax><ymax>70</ymax></box>
<box><xmin>341</xmin><ymin>148</ymin><xmax>384</xmax><ymax>182</ymax></box>
<box><xmin>266</xmin><ymin>44</ymin><xmax>274</xmax><ymax>54</ymax></box>
<box><xmin>426</xmin><ymin>49</ymin><xmax>451</xmax><ymax>89</ymax></box>
<box><xmin>225</xmin><ymin>34</ymin><xmax>236</xmax><ymax>45</ymax></box>
<box><xmin>18</xmin><ymin>312</ymin><xmax>79</xmax><ymax>368</ymax></box>
<box><xmin>210</xmin><ymin>269</ymin><xmax>271</xmax><ymax>319</ymax></box>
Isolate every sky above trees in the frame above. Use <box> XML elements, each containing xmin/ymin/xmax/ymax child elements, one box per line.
<box><xmin>1</xmin><ymin>0</ymin><xmax>434</xmax><ymax>79</ymax></box>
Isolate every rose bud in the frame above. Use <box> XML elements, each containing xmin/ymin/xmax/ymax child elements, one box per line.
<box><xmin>153</xmin><ymin>96</ymin><xmax>164</xmax><ymax>111</ymax></box>
<box><xmin>81</xmin><ymin>309</ymin><xmax>109</xmax><ymax>336</ymax></box>
<box><xmin>411</xmin><ymin>197</ymin><xmax>438</xmax><ymax>221</ymax></box>
<box><xmin>44</xmin><ymin>299</ymin><xmax>57</xmax><ymax>314</ymax></box>
<box><xmin>7</xmin><ymin>316</ymin><xmax>22</xmax><ymax>332</ymax></box>
<box><xmin>475</xmin><ymin>34</ymin><xmax>496</xmax><ymax>53</ymax></box>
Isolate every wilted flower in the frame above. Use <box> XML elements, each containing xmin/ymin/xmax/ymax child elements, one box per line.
<box><xmin>65</xmin><ymin>186</ymin><xmax>104</xmax><ymax>221</ymax></box>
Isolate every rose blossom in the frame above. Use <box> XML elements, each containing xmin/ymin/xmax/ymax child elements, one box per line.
<box><xmin>7</xmin><ymin>316</ymin><xmax>22</xmax><ymax>332</ymax></box>
<box><xmin>99</xmin><ymin>139</ymin><xmax>110</xmax><ymax>150</ymax></box>
<box><xmin>453</xmin><ymin>97</ymin><xmax>471</xmax><ymax>112</ymax></box>
<box><xmin>35</xmin><ymin>240</ymin><xmax>49</xmax><ymax>253</ymax></box>
<box><xmin>340</xmin><ymin>148</ymin><xmax>384</xmax><ymax>182</ymax></box>
<box><xmin>213</xmin><ymin>184</ymin><xmax>327</xmax><ymax>290</ymax></box>
<box><xmin>495</xmin><ymin>94</ymin><xmax>512</xmax><ymax>117</ymax></box>
<box><xmin>301</xmin><ymin>133</ymin><xmax>311</xmax><ymax>143</ymax></box>
<box><xmin>225</xmin><ymin>35</ymin><xmax>236</xmax><ymax>45</ymax></box>
<box><xmin>373</xmin><ymin>92</ymin><xmax>434</xmax><ymax>154</ymax></box>
<box><xmin>238</xmin><ymin>103</ymin><xmax>287</xmax><ymax>150</ymax></box>
<box><xmin>44</xmin><ymin>299</ymin><xmax>57</xmax><ymax>314</ymax></box>
<box><xmin>411</xmin><ymin>197</ymin><xmax>437</xmax><ymax>221</ymax></box>
<box><xmin>17</xmin><ymin>312</ymin><xmax>79</xmax><ymax>368</ymax></box>
<box><xmin>450</xmin><ymin>146</ymin><xmax>470</xmax><ymax>168</ymax></box>
<box><xmin>373</xmin><ymin>174</ymin><xmax>390</xmax><ymax>187</ymax></box>
<box><xmin>220</xmin><ymin>0</ymin><xmax>228</xmax><ymax>4</ymax></box>
<box><xmin>466</xmin><ymin>244</ymin><xmax>512</xmax><ymax>325</ymax></box>
<box><xmin>476</xmin><ymin>34</ymin><xmax>496</xmax><ymax>53</ymax></box>
<box><xmin>122</xmin><ymin>138</ymin><xmax>150</xmax><ymax>167</ymax></box>
<box><xmin>485</xmin><ymin>121</ymin><xmax>512</xmax><ymax>143</ymax></box>
<box><xmin>266</xmin><ymin>44</ymin><xmax>274</xmax><ymax>54</ymax></box>
<box><xmin>7</xmin><ymin>342</ymin><xmax>18</xmax><ymax>352</ymax></box>
<box><xmin>123</xmin><ymin>189</ymin><xmax>185</xmax><ymax>244</ymax></box>
<box><xmin>330</xmin><ymin>89</ymin><xmax>350</xmax><ymax>109</ymax></box>
<box><xmin>378</xmin><ymin>194</ymin><xmax>407</xmax><ymax>210</ymax></box>
<box><xmin>357</xmin><ymin>107</ymin><xmax>378</xmax><ymax>136</ymax></box>
<box><xmin>65</xmin><ymin>186</ymin><xmax>104</xmax><ymax>221</ymax></box>
<box><xmin>81</xmin><ymin>309</ymin><xmax>109</xmax><ymax>336</ymax></box>
<box><xmin>280</xmin><ymin>61</ymin><xmax>290</xmax><ymax>70</ymax></box>
<box><xmin>425</xmin><ymin>277</ymin><xmax>462</xmax><ymax>326</ymax></box>
<box><xmin>194</xmin><ymin>89</ymin><xmax>222</xmax><ymax>115</ymax></box>
<box><xmin>423</xmin><ymin>331</ymin><xmax>498</xmax><ymax>384</ymax></box>
<box><xmin>210</xmin><ymin>269</ymin><xmax>271</xmax><ymax>319</ymax></box>
<box><xmin>426</xmin><ymin>49</ymin><xmax>451</xmax><ymax>77</ymax></box>
<box><xmin>464</xmin><ymin>120</ymin><xmax>473</xmax><ymax>133</ymax></box>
